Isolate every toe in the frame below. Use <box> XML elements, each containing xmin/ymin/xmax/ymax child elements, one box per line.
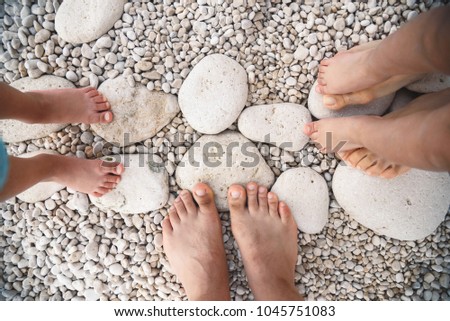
<box><xmin>323</xmin><ymin>95</ymin><xmax>338</xmax><ymax>109</ymax></box>
<box><xmin>279</xmin><ymin>201</ymin><xmax>294</xmax><ymax>224</ymax></box>
<box><xmin>168</xmin><ymin>206</ymin><xmax>180</xmax><ymax>225</ymax></box>
<box><xmin>101</xmin><ymin>162</ymin><xmax>124</xmax><ymax>175</ymax></box>
<box><xmin>246</xmin><ymin>182</ymin><xmax>259</xmax><ymax>212</ymax></box>
<box><xmin>303</xmin><ymin>122</ymin><xmax>318</xmax><ymax>136</ymax></box>
<box><xmin>179</xmin><ymin>190</ymin><xmax>197</xmax><ymax>214</ymax></box>
<box><xmin>92</xmin><ymin>187</ymin><xmax>111</xmax><ymax>197</ymax></box>
<box><xmin>174</xmin><ymin>196</ymin><xmax>187</xmax><ymax>217</ymax></box>
<box><xmin>257</xmin><ymin>186</ymin><xmax>268</xmax><ymax>211</ymax></box>
<box><xmin>192</xmin><ymin>182</ymin><xmax>217</xmax><ymax>214</ymax></box>
<box><xmin>317</xmin><ymin>78</ymin><xmax>326</xmax><ymax>86</ymax></box>
<box><xmin>267</xmin><ymin>192</ymin><xmax>279</xmax><ymax>217</ymax></box>
<box><xmin>105</xmin><ymin>174</ymin><xmax>121</xmax><ymax>184</ymax></box>
<box><xmin>88</xmin><ymin>110</ymin><xmax>113</xmax><ymax>124</ymax></box>
<box><xmin>86</xmin><ymin>88</ymin><xmax>100</xmax><ymax>98</ymax></box>
<box><xmin>162</xmin><ymin>216</ymin><xmax>173</xmax><ymax>233</ymax></box>
<box><xmin>227</xmin><ymin>184</ymin><xmax>246</xmax><ymax>212</ymax></box>
<box><xmin>320</xmin><ymin>59</ymin><xmax>330</xmax><ymax>67</ymax></box>
<box><xmin>93</xmin><ymin>94</ymin><xmax>108</xmax><ymax>104</ymax></box>
<box><xmin>356</xmin><ymin>153</ymin><xmax>376</xmax><ymax>171</ymax></box>
<box><xmin>101</xmin><ymin>182</ymin><xmax>117</xmax><ymax>189</ymax></box>
<box><xmin>94</xmin><ymin>101</ymin><xmax>111</xmax><ymax>111</ymax></box>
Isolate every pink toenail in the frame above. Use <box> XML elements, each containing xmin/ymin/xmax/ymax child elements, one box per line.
<box><xmin>248</xmin><ymin>184</ymin><xmax>256</xmax><ymax>191</ymax></box>
<box><xmin>195</xmin><ymin>189</ymin><xmax>206</xmax><ymax>196</ymax></box>
<box><xmin>231</xmin><ymin>191</ymin><xmax>241</xmax><ymax>199</ymax></box>
<box><xmin>105</xmin><ymin>112</ymin><xmax>112</xmax><ymax>122</ymax></box>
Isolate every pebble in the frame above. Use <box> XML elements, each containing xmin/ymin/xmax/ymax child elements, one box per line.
<box><xmin>109</xmin><ymin>263</ymin><xmax>124</xmax><ymax>276</ymax></box>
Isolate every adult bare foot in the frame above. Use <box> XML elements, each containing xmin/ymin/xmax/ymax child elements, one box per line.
<box><xmin>303</xmin><ymin>116</ymin><xmax>374</xmax><ymax>153</ymax></box>
<box><xmin>228</xmin><ymin>182</ymin><xmax>302</xmax><ymax>301</ymax></box>
<box><xmin>339</xmin><ymin>148</ymin><xmax>410</xmax><ymax>178</ymax></box>
<box><xmin>48</xmin><ymin>154</ymin><xmax>124</xmax><ymax>197</ymax></box>
<box><xmin>162</xmin><ymin>183</ymin><xmax>230</xmax><ymax>301</ymax></box>
<box><xmin>28</xmin><ymin>87</ymin><xmax>113</xmax><ymax>124</ymax></box>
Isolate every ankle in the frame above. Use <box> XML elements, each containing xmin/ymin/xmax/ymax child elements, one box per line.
<box><xmin>252</xmin><ymin>277</ymin><xmax>302</xmax><ymax>301</ymax></box>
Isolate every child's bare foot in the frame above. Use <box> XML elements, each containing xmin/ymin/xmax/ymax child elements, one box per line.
<box><xmin>339</xmin><ymin>148</ymin><xmax>410</xmax><ymax>179</ymax></box>
<box><xmin>47</xmin><ymin>154</ymin><xmax>123</xmax><ymax>197</ymax></box>
<box><xmin>303</xmin><ymin>116</ymin><xmax>373</xmax><ymax>153</ymax></box>
<box><xmin>28</xmin><ymin>87</ymin><xmax>113</xmax><ymax>124</ymax></box>
<box><xmin>228</xmin><ymin>182</ymin><xmax>302</xmax><ymax>301</ymax></box>
<box><xmin>162</xmin><ymin>183</ymin><xmax>230</xmax><ymax>301</ymax></box>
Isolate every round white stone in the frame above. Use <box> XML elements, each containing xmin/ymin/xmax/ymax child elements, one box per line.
<box><xmin>308</xmin><ymin>80</ymin><xmax>394</xmax><ymax>119</ymax></box>
<box><xmin>109</xmin><ymin>263</ymin><xmax>124</xmax><ymax>276</ymax></box>
<box><xmin>332</xmin><ymin>165</ymin><xmax>450</xmax><ymax>241</ymax></box>
<box><xmin>89</xmin><ymin>154</ymin><xmax>169</xmax><ymax>214</ymax></box>
<box><xmin>175</xmin><ymin>131</ymin><xmax>275</xmax><ymax>211</ymax></box>
<box><xmin>406</xmin><ymin>73</ymin><xmax>450</xmax><ymax>93</ymax></box>
<box><xmin>16</xmin><ymin>150</ymin><xmax>65</xmax><ymax>203</ymax></box>
<box><xmin>178</xmin><ymin>54</ymin><xmax>248</xmax><ymax>134</ymax></box>
<box><xmin>91</xmin><ymin>76</ymin><xmax>180</xmax><ymax>147</ymax></box>
<box><xmin>238</xmin><ymin>103</ymin><xmax>312</xmax><ymax>152</ymax></box>
<box><xmin>0</xmin><ymin>76</ymin><xmax>74</xmax><ymax>143</ymax></box>
<box><xmin>271</xmin><ymin>167</ymin><xmax>329</xmax><ymax>234</ymax></box>
<box><xmin>55</xmin><ymin>0</ymin><xmax>127</xmax><ymax>44</ymax></box>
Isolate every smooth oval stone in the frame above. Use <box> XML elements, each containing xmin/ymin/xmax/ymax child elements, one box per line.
<box><xmin>271</xmin><ymin>167</ymin><xmax>329</xmax><ymax>234</ymax></box>
<box><xmin>0</xmin><ymin>76</ymin><xmax>74</xmax><ymax>143</ymax></box>
<box><xmin>332</xmin><ymin>164</ymin><xmax>450</xmax><ymax>241</ymax></box>
<box><xmin>16</xmin><ymin>150</ymin><xmax>65</xmax><ymax>203</ymax></box>
<box><xmin>175</xmin><ymin>131</ymin><xmax>275</xmax><ymax>211</ymax></box>
<box><xmin>89</xmin><ymin>154</ymin><xmax>169</xmax><ymax>214</ymax></box>
<box><xmin>406</xmin><ymin>73</ymin><xmax>450</xmax><ymax>93</ymax></box>
<box><xmin>91</xmin><ymin>76</ymin><xmax>180</xmax><ymax>146</ymax></box>
<box><xmin>178</xmin><ymin>54</ymin><xmax>248</xmax><ymax>134</ymax></box>
<box><xmin>55</xmin><ymin>0</ymin><xmax>126</xmax><ymax>44</ymax></box>
<box><xmin>238</xmin><ymin>103</ymin><xmax>312</xmax><ymax>152</ymax></box>
<box><xmin>308</xmin><ymin>80</ymin><xmax>394</xmax><ymax>119</ymax></box>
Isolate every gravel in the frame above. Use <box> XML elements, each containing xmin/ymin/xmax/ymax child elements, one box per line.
<box><xmin>1</xmin><ymin>0</ymin><xmax>449</xmax><ymax>302</ymax></box>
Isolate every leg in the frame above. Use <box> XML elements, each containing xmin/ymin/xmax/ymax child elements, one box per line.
<box><xmin>305</xmin><ymin>89</ymin><xmax>450</xmax><ymax>172</ymax></box>
<box><xmin>228</xmin><ymin>182</ymin><xmax>303</xmax><ymax>301</ymax></box>
<box><xmin>0</xmin><ymin>154</ymin><xmax>123</xmax><ymax>201</ymax></box>
<box><xmin>0</xmin><ymin>82</ymin><xmax>113</xmax><ymax>124</ymax></box>
<box><xmin>162</xmin><ymin>183</ymin><xmax>230</xmax><ymax>301</ymax></box>
<box><xmin>317</xmin><ymin>6</ymin><xmax>450</xmax><ymax>95</ymax></box>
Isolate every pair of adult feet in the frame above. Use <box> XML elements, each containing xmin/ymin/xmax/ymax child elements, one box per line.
<box><xmin>23</xmin><ymin>87</ymin><xmax>124</xmax><ymax>197</ymax></box>
<box><xmin>163</xmin><ymin>182</ymin><xmax>303</xmax><ymax>301</ymax></box>
<box><xmin>303</xmin><ymin>41</ymin><xmax>417</xmax><ymax>178</ymax></box>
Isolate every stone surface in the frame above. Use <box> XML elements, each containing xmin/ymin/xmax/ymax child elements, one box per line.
<box><xmin>387</xmin><ymin>88</ymin><xmax>419</xmax><ymax>113</ymax></box>
<box><xmin>175</xmin><ymin>131</ymin><xmax>275</xmax><ymax>211</ymax></box>
<box><xmin>0</xmin><ymin>76</ymin><xmax>74</xmax><ymax>143</ymax></box>
<box><xmin>406</xmin><ymin>73</ymin><xmax>450</xmax><ymax>93</ymax></box>
<box><xmin>238</xmin><ymin>103</ymin><xmax>312</xmax><ymax>152</ymax></box>
<box><xmin>91</xmin><ymin>76</ymin><xmax>180</xmax><ymax>146</ymax></box>
<box><xmin>178</xmin><ymin>54</ymin><xmax>248</xmax><ymax>134</ymax></box>
<box><xmin>308</xmin><ymin>80</ymin><xmax>394</xmax><ymax>119</ymax></box>
<box><xmin>332</xmin><ymin>165</ymin><xmax>450</xmax><ymax>240</ymax></box>
<box><xmin>16</xmin><ymin>150</ymin><xmax>65</xmax><ymax>203</ymax></box>
<box><xmin>271</xmin><ymin>168</ymin><xmax>329</xmax><ymax>234</ymax></box>
<box><xmin>55</xmin><ymin>0</ymin><xmax>127</xmax><ymax>44</ymax></box>
<box><xmin>90</xmin><ymin>154</ymin><xmax>169</xmax><ymax>214</ymax></box>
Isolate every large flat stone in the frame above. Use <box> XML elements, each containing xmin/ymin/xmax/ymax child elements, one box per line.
<box><xmin>89</xmin><ymin>154</ymin><xmax>169</xmax><ymax>214</ymax></box>
<box><xmin>271</xmin><ymin>167</ymin><xmax>329</xmax><ymax>234</ymax></box>
<box><xmin>1</xmin><ymin>76</ymin><xmax>73</xmax><ymax>143</ymax></box>
<box><xmin>178</xmin><ymin>54</ymin><xmax>248</xmax><ymax>134</ymax></box>
<box><xmin>332</xmin><ymin>164</ymin><xmax>450</xmax><ymax>241</ymax></box>
<box><xmin>55</xmin><ymin>0</ymin><xmax>126</xmax><ymax>44</ymax></box>
<box><xmin>238</xmin><ymin>103</ymin><xmax>312</xmax><ymax>152</ymax></box>
<box><xmin>91</xmin><ymin>76</ymin><xmax>180</xmax><ymax>146</ymax></box>
<box><xmin>175</xmin><ymin>131</ymin><xmax>275</xmax><ymax>211</ymax></box>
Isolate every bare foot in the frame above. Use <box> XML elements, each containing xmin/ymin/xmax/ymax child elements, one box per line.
<box><xmin>316</xmin><ymin>44</ymin><xmax>389</xmax><ymax>95</ymax></box>
<box><xmin>47</xmin><ymin>154</ymin><xmax>124</xmax><ymax>197</ymax></box>
<box><xmin>162</xmin><ymin>183</ymin><xmax>230</xmax><ymax>301</ymax></box>
<box><xmin>28</xmin><ymin>87</ymin><xmax>113</xmax><ymax>124</ymax></box>
<box><xmin>228</xmin><ymin>182</ymin><xmax>302</xmax><ymax>301</ymax></box>
<box><xmin>303</xmin><ymin>116</ymin><xmax>374</xmax><ymax>153</ymax></box>
<box><xmin>339</xmin><ymin>148</ymin><xmax>410</xmax><ymax>178</ymax></box>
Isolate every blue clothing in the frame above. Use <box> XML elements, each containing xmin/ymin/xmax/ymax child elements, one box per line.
<box><xmin>0</xmin><ymin>139</ymin><xmax>8</xmax><ymax>191</ymax></box>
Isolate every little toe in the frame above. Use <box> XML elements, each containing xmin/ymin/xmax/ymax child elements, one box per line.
<box><xmin>228</xmin><ymin>184</ymin><xmax>247</xmax><ymax>213</ymax></box>
<box><xmin>267</xmin><ymin>192</ymin><xmax>279</xmax><ymax>217</ymax></box>
<box><xmin>179</xmin><ymin>190</ymin><xmax>197</xmax><ymax>214</ymax></box>
<box><xmin>317</xmin><ymin>78</ymin><xmax>327</xmax><ymax>86</ymax></box>
<box><xmin>246</xmin><ymin>182</ymin><xmax>259</xmax><ymax>212</ymax></box>
<box><xmin>192</xmin><ymin>182</ymin><xmax>217</xmax><ymax>215</ymax></box>
<box><xmin>162</xmin><ymin>216</ymin><xmax>173</xmax><ymax>233</ymax></box>
<box><xmin>93</xmin><ymin>187</ymin><xmax>111</xmax><ymax>197</ymax></box>
<box><xmin>257</xmin><ymin>186</ymin><xmax>268</xmax><ymax>211</ymax></box>
<box><xmin>174</xmin><ymin>197</ymin><xmax>188</xmax><ymax>217</ymax></box>
<box><xmin>279</xmin><ymin>201</ymin><xmax>294</xmax><ymax>224</ymax></box>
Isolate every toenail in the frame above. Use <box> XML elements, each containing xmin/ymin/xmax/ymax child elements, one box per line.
<box><xmin>105</xmin><ymin>112</ymin><xmax>112</xmax><ymax>122</ymax></box>
<box><xmin>268</xmin><ymin>193</ymin><xmax>274</xmax><ymax>200</ymax></box>
<box><xmin>231</xmin><ymin>191</ymin><xmax>241</xmax><ymax>199</ymax></box>
<box><xmin>195</xmin><ymin>188</ymin><xmax>206</xmax><ymax>196</ymax></box>
<box><xmin>247</xmin><ymin>184</ymin><xmax>256</xmax><ymax>191</ymax></box>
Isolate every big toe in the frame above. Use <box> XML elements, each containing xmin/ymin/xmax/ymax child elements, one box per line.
<box><xmin>227</xmin><ymin>184</ymin><xmax>247</xmax><ymax>213</ymax></box>
<box><xmin>192</xmin><ymin>182</ymin><xmax>217</xmax><ymax>214</ymax></box>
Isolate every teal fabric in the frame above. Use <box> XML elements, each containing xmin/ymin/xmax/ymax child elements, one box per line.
<box><xmin>0</xmin><ymin>139</ymin><xmax>8</xmax><ymax>191</ymax></box>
